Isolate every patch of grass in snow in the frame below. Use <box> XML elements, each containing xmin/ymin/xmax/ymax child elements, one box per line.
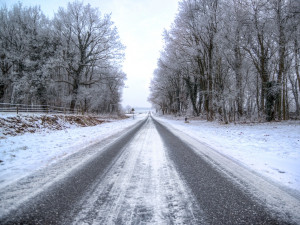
<box><xmin>0</xmin><ymin>114</ymin><xmax>127</xmax><ymax>136</ymax></box>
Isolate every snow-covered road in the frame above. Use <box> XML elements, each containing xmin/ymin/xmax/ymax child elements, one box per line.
<box><xmin>68</xmin><ymin>117</ymin><xmax>203</xmax><ymax>224</ymax></box>
<box><xmin>0</xmin><ymin>115</ymin><xmax>299</xmax><ymax>224</ymax></box>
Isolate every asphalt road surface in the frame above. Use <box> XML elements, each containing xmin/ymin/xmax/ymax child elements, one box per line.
<box><xmin>0</xmin><ymin>116</ymin><xmax>298</xmax><ymax>224</ymax></box>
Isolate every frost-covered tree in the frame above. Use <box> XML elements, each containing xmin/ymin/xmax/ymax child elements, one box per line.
<box><xmin>0</xmin><ymin>1</ymin><xmax>126</xmax><ymax>114</ymax></box>
<box><xmin>0</xmin><ymin>3</ymin><xmax>53</xmax><ymax>105</ymax></box>
<box><xmin>52</xmin><ymin>1</ymin><xmax>125</xmax><ymax>112</ymax></box>
<box><xmin>149</xmin><ymin>0</ymin><xmax>300</xmax><ymax>122</ymax></box>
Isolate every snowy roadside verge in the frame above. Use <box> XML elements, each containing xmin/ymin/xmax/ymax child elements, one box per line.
<box><xmin>0</xmin><ymin>113</ymin><xmax>146</xmax><ymax>189</ymax></box>
<box><xmin>154</xmin><ymin>115</ymin><xmax>300</xmax><ymax>192</ymax></box>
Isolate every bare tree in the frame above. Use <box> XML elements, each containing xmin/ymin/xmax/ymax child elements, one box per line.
<box><xmin>149</xmin><ymin>0</ymin><xmax>299</xmax><ymax>122</ymax></box>
<box><xmin>0</xmin><ymin>1</ymin><xmax>126</xmax><ymax>114</ymax></box>
<box><xmin>53</xmin><ymin>1</ymin><xmax>125</xmax><ymax>112</ymax></box>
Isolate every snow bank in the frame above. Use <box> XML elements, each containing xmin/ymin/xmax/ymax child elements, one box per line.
<box><xmin>0</xmin><ymin>113</ymin><xmax>146</xmax><ymax>188</ymax></box>
<box><xmin>155</xmin><ymin>116</ymin><xmax>300</xmax><ymax>192</ymax></box>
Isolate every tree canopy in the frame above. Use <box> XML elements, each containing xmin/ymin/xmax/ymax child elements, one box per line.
<box><xmin>0</xmin><ymin>1</ymin><xmax>126</xmax><ymax>114</ymax></box>
<box><xmin>149</xmin><ymin>0</ymin><xmax>300</xmax><ymax>122</ymax></box>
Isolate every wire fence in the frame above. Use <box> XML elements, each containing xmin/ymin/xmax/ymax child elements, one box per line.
<box><xmin>0</xmin><ymin>103</ymin><xmax>74</xmax><ymax>114</ymax></box>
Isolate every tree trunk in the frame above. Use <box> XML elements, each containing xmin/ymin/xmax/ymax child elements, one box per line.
<box><xmin>282</xmin><ymin>74</ymin><xmax>286</xmax><ymax>120</ymax></box>
<box><xmin>185</xmin><ymin>77</ymin><xmax>200</xmax><ymax>116</ymax></box>
<box><xmin>275</xmin><ymin>0</ymin><xmax>285</xmax><ymax>121</ymax></box>
<box><xmin>234</xmin><ymin>29</ymin><xmax>244</xmax><ymax>118</ymax></box>
<box><xmin>222</xmin><ymin>101</ymin><xmax>228</xmax><ymax>124</ymax></box>
<box><xmin>295</xmin><ymin>38</ymin><xmax>300</xmax><ymax>92</ymax></box>
<box><xmin>70</xmin><ymin>74</ymin><xmax>80</xmax><ymax>112</ymax></box>
<box><xmin>208</xmin><ymin>41</ymin><xmax>214</xmax><ymax>121</ymax></box>
<box><xmin>265</xmin><ymin>81</ymin><xmax>276</xmax><ymax>121</ymax></box>
<box><xmin>289</xmin><ymin>73</ymin><xmax>300</xmax><ymax>116</ymax></box>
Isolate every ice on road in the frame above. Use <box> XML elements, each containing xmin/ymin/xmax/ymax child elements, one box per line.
<box><xmin>69</xmin><ymin>119</ymin><xmax>203</xmax><ymax>225</ymax></box>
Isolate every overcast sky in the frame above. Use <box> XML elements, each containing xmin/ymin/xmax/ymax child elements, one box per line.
<box><xmin>1</xmin><ymin>0</ymin><xmax>180</xmax><ymax>108</ymax></box>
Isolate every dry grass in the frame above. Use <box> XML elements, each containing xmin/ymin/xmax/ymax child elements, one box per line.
<box><xmin>0</xmin><ymin>114</ymin><xmax>114</xmax><ymax>136</ymax></box>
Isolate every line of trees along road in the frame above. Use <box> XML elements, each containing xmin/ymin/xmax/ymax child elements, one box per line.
<box><xmin>0</xmin><ymin>1</ymin><xmax>126</xmax><ymax>114</ymax></box>
<box><xmin>149</xmin><ymin>0</ymin><xmax>300</xmax><ymax>122</ymax></box>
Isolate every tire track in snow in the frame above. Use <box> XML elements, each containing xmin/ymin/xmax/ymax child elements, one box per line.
<box><xmin>68</xmin><ymin>118</ymin><xmax>204</xmax><ymax>225</ymax></box>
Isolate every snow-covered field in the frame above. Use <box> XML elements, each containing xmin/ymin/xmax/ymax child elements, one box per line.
<box><xmin>0</xmin><ymin>112</ymin><xmax>146</xmax><ymax>188</ymax></box>
<box><xmin>155</xmin><ymin>115</ymin><xmax>300</xmax><ymax>192</ymax></box>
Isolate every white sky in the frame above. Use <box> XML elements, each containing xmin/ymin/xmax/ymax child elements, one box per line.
<box><xmin>1</xmin><ymin>0</ymin><xmax>180</xmax><ymax>108</ymax></box>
